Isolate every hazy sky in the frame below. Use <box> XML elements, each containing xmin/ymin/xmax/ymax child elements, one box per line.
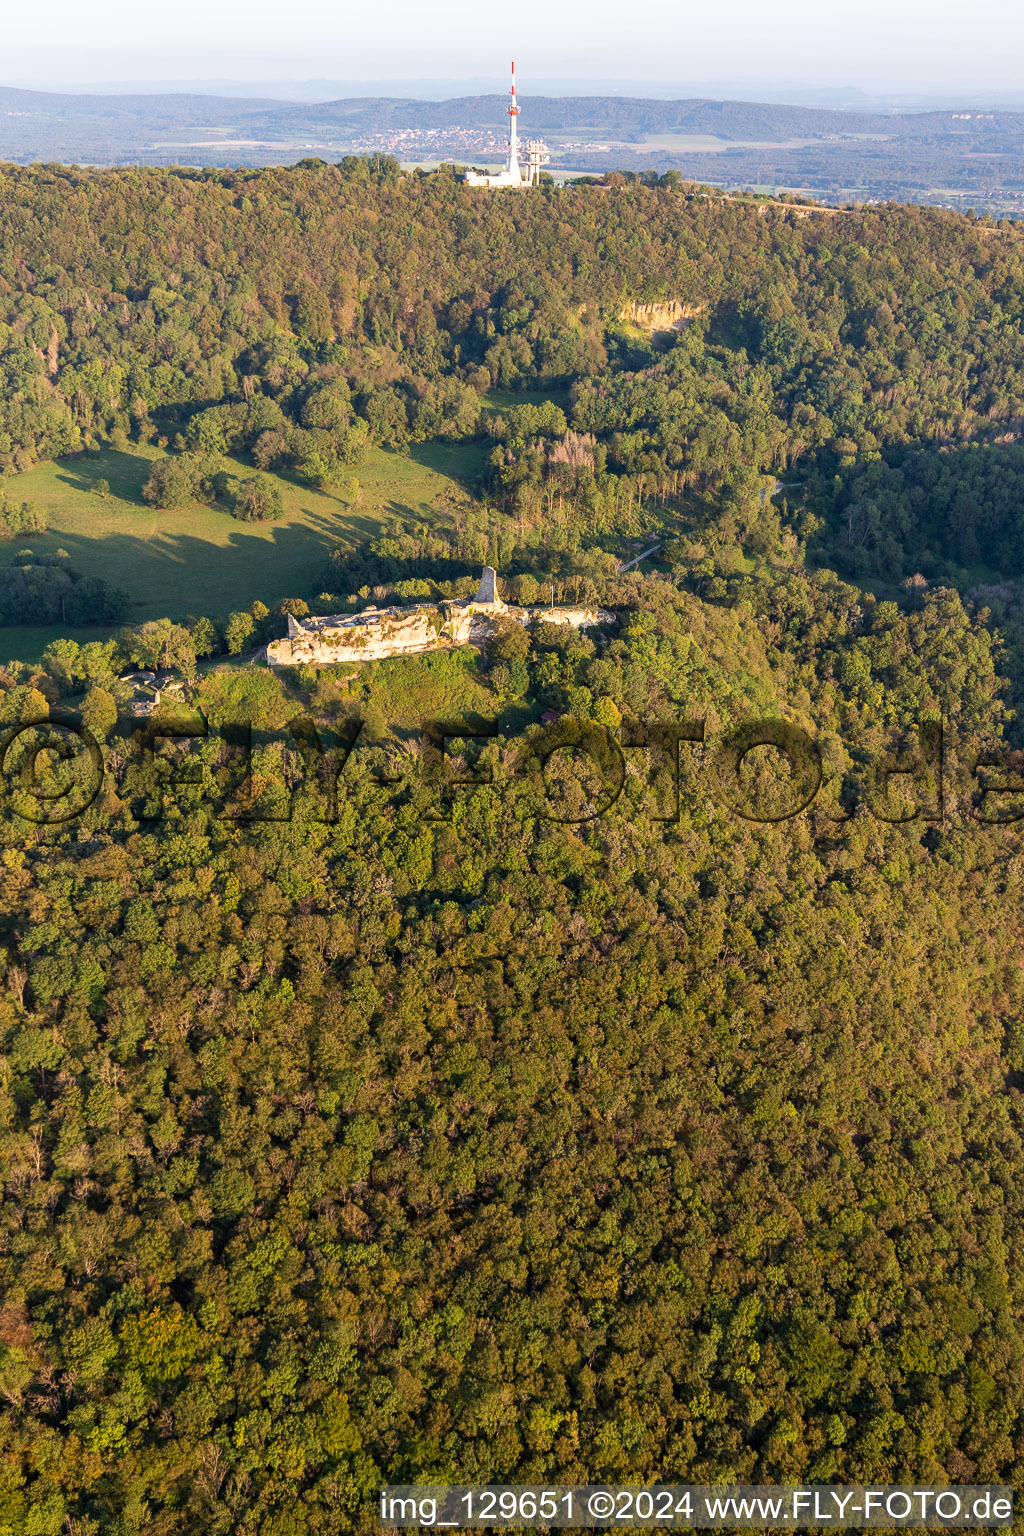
<box><xmin>5</xmin><ymin>0</ymin><xmax>1024</xmax><ymax>89</ymax></box>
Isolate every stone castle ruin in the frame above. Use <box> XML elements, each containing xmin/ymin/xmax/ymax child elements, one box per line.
<box><xmin>265</xmin><ymin>567</ymin><xmax>614</xmax><ymax>667</ymax></box>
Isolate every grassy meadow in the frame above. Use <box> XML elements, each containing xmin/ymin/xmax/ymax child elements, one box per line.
<box><xmin>0</xmin><ymin>438</ymin><xmax>484</xmax><ymax>663</ymax></box>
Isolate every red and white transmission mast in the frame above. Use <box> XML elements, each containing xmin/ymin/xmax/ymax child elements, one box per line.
<box><xmin>463</xmin><ymin>60</ymin><xmax>546</xmax><ymax>186</ymax></box>
<box><xmin>507</xmin><ymin>59</ymin><xmax>522</xmax><ymax>180</ymax></box>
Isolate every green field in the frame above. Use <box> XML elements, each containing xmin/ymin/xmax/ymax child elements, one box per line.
<box><xmin>0</xmin><ymin>440</ymin><xmax>483</xmax><ymax>661</ymax></box>
<box><xmin>482</xmin><ymin>386</ymin><xmax>571</xmax><ymax>414</ymax></box>
<box><xmin>0</xmin><ymin>623</ymin><xmax>123</xmax><ymax>665</ymax></box>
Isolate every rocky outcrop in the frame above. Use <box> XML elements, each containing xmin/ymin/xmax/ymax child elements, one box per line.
<box><xmin>618</xmin><ymin>299</ymin><xmax>704</xmax><ymax>333</ymax></box>
<box><xmin>266</xmin><ymin>567</ymin><xmax>614</xmax><ymax>667</ymax></box>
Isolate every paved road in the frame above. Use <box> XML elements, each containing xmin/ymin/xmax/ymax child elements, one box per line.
<box><xmin>618</xmin><ymin>542</ymin><xmax>662</xmax><ymax>573</ymax></box>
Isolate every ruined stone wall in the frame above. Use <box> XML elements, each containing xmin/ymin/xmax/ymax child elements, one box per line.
<box><xmin>266</xmin><ymin>599</ymin><xmax>613</xmax><ymax>668</ymax></box>
<box><xmin>535</xmin><ymin>607</ymin><xmax>615</xmax><ymax>629</ymax></box>
<box><xmin>267</xmin><ymin>608</ymin><xmax>449</xmax><ymax>667</ymax></box>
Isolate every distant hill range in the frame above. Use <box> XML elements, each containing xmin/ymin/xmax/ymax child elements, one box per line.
<box><xmin>0</xmin><ymin>85</ymin><xmax>280</xmax><ymax>124</ymax></box>
<box><xmin>1</xmin><ymin>84</ymin><xmax>1023</xmax><ymax>213</ymax></box>
<box><xmin>4</xmin><ymin>84</ymin><xmax>1022</xmax><ymax>141</ymax></box>
<box><xmin>247</xmin><ymin>95</ymin><xmax>1024</xmax><ymax>141</ymax></box>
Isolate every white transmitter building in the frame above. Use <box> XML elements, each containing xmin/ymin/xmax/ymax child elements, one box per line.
<box><xmin>464</xmin><ymin>63</ymin><xmax>550</xmax><ymax>188</ymax></box>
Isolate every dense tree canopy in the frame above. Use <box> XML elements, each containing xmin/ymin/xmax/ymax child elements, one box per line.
<box><xmin>0</xmin><ymin>162</ymin><xmax>1022</xmax><ymax>1534</ymax></box>
<box><xmin>0</xmin><ymin>550</ymin><xmax>1019</xmax><ymax>1532</ymax></box>
<box><xmin>1</xmin><ymin>164</ymin><xmax>1024</xmax><ymax>530</ymax></box>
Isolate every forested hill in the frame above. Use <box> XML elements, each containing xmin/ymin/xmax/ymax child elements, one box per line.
<box><xmin>4</xmin><ymin>165</ymin><xmax>1024</xmax><ymax>1530</ymax></box>
<box><xmin>247</xmin><ymin>94</ymin><xmax>905</xmax><ymax>138</ymax></box>
<box><xmin>4</xmin><ymin>82</ymin><xmax>1024</xmax><ymax>141</ymax></box>
<box><xmin>4</xmin><ymin>89</ymin><xmax>1024</xmax><ymax>208</ymax></box>
<box><xmin>0</xmin><ymin>86</ymin><xmax>280</xmax><ymax>117</ymax></box>
<box><xmin>4</xmin><ymin>159</ymin><xmax>1024</xmax><ymax>576</ymax></box>
<box><xmin>247</xmin><ymin>95</ymin><xmax>1024</xmax><ymax>141</ymax></box>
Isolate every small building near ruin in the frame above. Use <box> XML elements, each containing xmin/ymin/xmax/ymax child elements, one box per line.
<box><xmin>265</xmin><ymin>566</ymin><xmax>613</xmax><ymax>667</ymax></box>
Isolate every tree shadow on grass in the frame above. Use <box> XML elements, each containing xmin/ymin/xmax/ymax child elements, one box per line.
<box><xmin>20</xmin><ymin>521</ymin><xmax>350</xmax><ymax>623</ymax></box>
<box><xmin>406</xmin><ymin>439</ymin><xmax>486</xmax><ymax>485</ymax></box>
<box><xmin>56</xmin><ymin>448</ymin><xmax>156</xmax><ymax>506</ymax></box>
